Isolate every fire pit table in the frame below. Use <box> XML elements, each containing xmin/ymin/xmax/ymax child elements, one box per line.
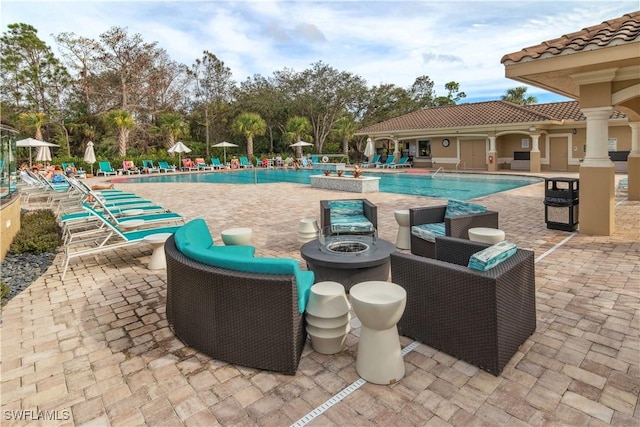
<box><xmin>300</xmin><ymin>234</ymin><xmax>396</xmax><ymax>291</ymax></box>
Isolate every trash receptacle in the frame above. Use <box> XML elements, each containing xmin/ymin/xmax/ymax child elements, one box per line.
<box><xmin>544</xmin><ymin>178</ymin><xmax>579</xmax><ymax>231</ymax></box>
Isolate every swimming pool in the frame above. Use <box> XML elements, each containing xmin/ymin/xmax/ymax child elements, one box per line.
<box><xmin>122</xmin><ymin>169</ymin><xmax>541</xmax><ymax>200</ymax></box>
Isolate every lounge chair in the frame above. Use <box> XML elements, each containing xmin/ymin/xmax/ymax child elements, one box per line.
<box><xmin>181</xmin><ymin>158</ymin><xmax>198</xmax><ymax>172</ymax></box>
<box><xmin>362</xmin><ymin>154</ymin><xmax>380</xmax><ymax>168</ymax></box>
<box><xmin>376</xmin><ymin>155</ymin><xmax>395</xmax><ymax>168</ymax></box>
<box><xmin>122</xmin><ymin>160</ymin><xmax>141</xmax><ymax>174</ymax></box>
<box><xmin>239</xmin><ymin>156</ymin><xmax>254</xmax><ymax>168</ymax></box>
<box><xmin>195</xmin><ymin>158</ymin><xmax>213</xmax><ymax>171</ymax></box>
<box><xmin>616</xmin><ymin>177</ymin><xmax>628</xmax><ymax>196</ymax></box>
<box><xmin>391</xmin><ymin>236</ymin><xmax>536</xmax><ymax>376</ymax></box>
<box><xmin>61</xmin><ymin>204</ymin><xmax>181</xmax><ymax>279</ymax></box>
<box><xmin>210</xmin><ymin>158</ymin><xmax>226</xmax><ymax>169</ymax></box>
<box><xmin>142</xmin><ymin>160</ymin><xmax>160</xmax><ymax>174</ymax></box>
<box><xmin>390</xmin><ymin>157</ymin><xmax>411</xmax><ymax>168</ymax></box>
<box><xmin>97</xmin><ymin>161</ymin><xmax>117</xmax><ymax>176</ymax></box>
<box><xmin>157</xmin><ymin>161</ymin><xmax>177</xmax><ymax>173</ymax></box>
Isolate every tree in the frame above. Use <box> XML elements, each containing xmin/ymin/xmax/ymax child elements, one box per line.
<box><xmin>501</xmin><ymin>86</ymin><xmax>537</xmax><ymax>105</ymax></box>
<box><xmin>333</xmin><ymin>116</ymin><xmax>357</xmax><ymax>158</ymax></box>
<box><xmin>1</xmin><ymin>23</ymin><xmax>71</xmax><ymax>115</ymax></box>
<box><xmin>433</xmin><ymin>82</ymin><xmax>467</xmax><ymax>106</ymax></box>
<box><xmin>190</xmin><ymin>51</ymin><xmax>235</xmax><ymax>157</ymax></box>
<box><xmin>231</xmin><ymin>112</ymin><xmax>266</xmax><ymax>160</ymax></box>
<box><xmin>408</xmin><ymin>75</ymin><xmax>436</xmax><ymax>108</ymax></box>
<box><xmin>158</xmin><ymin>113</ymin><xmax>189</xmax><ymax>148</ymax></box>
<box><xmin>18</xmin><ymin>112</ymin><xmax>46</xmax><ymax>140</ymax></box>
<box><xmin>284</xmin><ymin>116</ymin><xmax>313</xmax><ymax>158</ymax></box>
<box><xmin>105</xmin><ymin>109</ymin><xmax>135</xmax><ymax>157</ymax></box>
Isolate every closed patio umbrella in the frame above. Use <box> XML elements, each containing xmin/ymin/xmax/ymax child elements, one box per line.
<box><xmin>35</xmin><ymin>146</ymin><xmax>52</xmax><ymax>162</ymax></box>
<box><xmin>84</xmin><ymin>141</ymin><xmax>96</xmax><ymax>174</ymax></box>
<box><xmin>364</xmin><ymin>138</ymin><xmax>375</xmax><ymax>159</ymax></box>
<box><xmin>213</xmin><ymin>141</ymin><xmax>238</xmax><ymax>164</ymax></box>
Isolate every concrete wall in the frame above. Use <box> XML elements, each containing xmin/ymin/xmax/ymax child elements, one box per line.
<box><xmin>0</xmin><ymin>194</ymin><xmax>21</xmax><ymax>260</ymax></box>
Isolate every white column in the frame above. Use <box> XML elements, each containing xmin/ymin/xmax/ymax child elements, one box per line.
<box><xmin>531</xmin><ymin>134</ymin><xmax>540</xmax><ymax>152</ymax></box>
<box><xmin>581</xmin><ymin>107</ymin><xmax>614</xmax><ymax>167</ymax></box>
<box><xmin>393</xmin><ymin>139</ymin><xmax>400</xmax><ymax>157</ymax></box>
<box><xmin>629</xmin><ymin>122</ymin><xmax>640</xmax><ymax>155</ymax></box>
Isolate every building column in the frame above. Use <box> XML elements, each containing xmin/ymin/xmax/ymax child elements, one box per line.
<box><xmin>393</xmin><ymin>139</ymin><xmax>400</xmax><ymax>158</ymax></box>
<box><xmin>579</xmin><ymin>107</ymin><xmax>615</xmax><ymax>235</ymax></box>
<box><xmin>627</xmin><ymin>121</ymin><xmax>639</xmax><ymax>200</ymax></box>
<box><xmin>487</xmin><ymin>136</ymin><xmax>497</xmax><ymax>172</ymax></box>
<box><xmin>529</xmin><ymin>134</ymin><xmax>541</xmax><ymax>173</ymax></box>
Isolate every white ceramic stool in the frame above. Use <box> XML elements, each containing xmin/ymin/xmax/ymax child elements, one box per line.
<box><xmin>350</xmin><ymin>281</ymin><xmax>406</xmax><ymax>385</ymax></box>
<box><xmin>298</xmin><ymin>218</ymin><xmax>320</xmax><ymax>244</ymax></box>
<box><xmin>143</xmin><ymin>233</ymin><xmax>173</xmax><ymax>270</ymax></box>
<box><xmin>393</xmin><ymin>210</ymin><xmax>411</xmax><ymax>250</ymax></box>
<box><xmin>305</xmin><ymin>281</ymin><xmax>351</xmax><ymax>354</ymax></box>
<box><xmin>221</xmin><ymin>227</ymin><xmax>252</xmax><ymax>245</ymax></box>
<box><xmin>468</xmin><ymin>227</ymin><xmax>506</xmax><ymax>244</ymax></box>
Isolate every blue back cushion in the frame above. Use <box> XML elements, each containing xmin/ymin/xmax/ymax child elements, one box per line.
<box><xmin>174</xmin><ymin>218</ymin><xmax>214</xmax><ymax>251</ymax></box>
<box><xmin>328</xmin><ymin>200</ymin><xmax>364</xmax><ymax>217</ymax></box>
<box><xmin>445</xmin><ymin>199</ymin><xmax>487</xmax><ymax>219</ymax></box>
<box><xmin>468</xmin><ymin>241</ymin><xmax>517</xmax><ymax>271</ymax></box>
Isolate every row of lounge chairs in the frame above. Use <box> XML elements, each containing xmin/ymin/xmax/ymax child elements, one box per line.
<box><xmin>18</xmin><ymin>171</ymin><xmax>186</xmax><ymax>279</ymax></box>
<box><xmin>362</xmin><ymin>155</ymin><xmax>412</xmax><ymax>169</ymax></box>
<box><xmin>95</xmin><ymin>156</ymin><xmax>255</xmax><ymax>176</ymax></box>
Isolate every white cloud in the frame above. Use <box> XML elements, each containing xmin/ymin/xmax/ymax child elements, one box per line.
<box><xmin>2</xmin><ymin>0</ymin><xmax>637</xmax><ymax>102</ymax></box>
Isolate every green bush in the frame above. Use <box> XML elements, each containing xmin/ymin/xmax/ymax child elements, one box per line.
<box><xmin>9</xmin><ymin>210</ymin><xmax>62</xmax><ymax>254</ymax></box>
<box><xmin>0</xmin><ymin>282</ymin><xmax>9</xmax><ymax>301</ymax></box>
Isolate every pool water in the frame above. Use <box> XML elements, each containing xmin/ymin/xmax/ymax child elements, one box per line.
<box><xmin>123</xmin><ymin>169</ymin><xmax>541</xmax><ymax>200</ymax></box>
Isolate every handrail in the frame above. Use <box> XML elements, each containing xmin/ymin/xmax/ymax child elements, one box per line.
<box><xmin>432</xmin><ymin>167</ymin><xmax>444</xmax><ymax>177</ymax></box>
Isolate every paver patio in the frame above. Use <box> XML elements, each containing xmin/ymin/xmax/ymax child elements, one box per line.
<box><xmin>1</xmin><ymin>171</ymin><xmax>638</xmax><ymax>426</ymax></box>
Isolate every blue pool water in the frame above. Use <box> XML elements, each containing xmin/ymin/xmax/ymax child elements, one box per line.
<box><xmin>122</xmin><ymin>169</ymin><xmax>541</xmax><ymax>200</ymax></box>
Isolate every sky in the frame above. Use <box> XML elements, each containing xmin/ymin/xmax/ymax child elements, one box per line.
<box><xmin>1</xmin><ymin>0</ymin><xmax>638</xmax><ymax>104</ymax></box>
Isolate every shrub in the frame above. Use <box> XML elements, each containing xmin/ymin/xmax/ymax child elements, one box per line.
<box><xmin>0</xmin><ymin>282</ymin><xmax>9</xmax><ymax>301</ymax></box>
<box><xmin>9</xmin><ymin>210</ymin><xmax>62</xmax><ymax>254</ymax></box>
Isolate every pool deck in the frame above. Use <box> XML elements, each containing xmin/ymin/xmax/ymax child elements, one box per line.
<box><xmin>1</xmin><ymin>170</ymin><xmax>638</xmax><ymax>426</ymax></box>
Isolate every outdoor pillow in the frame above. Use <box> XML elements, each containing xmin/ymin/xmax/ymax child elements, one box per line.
<box><xmin>174</xmin><ymin>218</ymin><xmax>213</xmax><ymax>251</ymax></box>
<box><xmin>328</xmin><ymin>200</ymin><xmax>364</xmax><ymax>217</ymax></box>
<box><xmin>411</xmin><ymin>222</ymin><xmax>446</xmax><ymax>243</ymax></box>
<box><xmin>468</xmin><ymin>240</ymin><xmax>517</xmax><ymax>271</ymax></box>
<box><xmin>445</xmin><ymin>199</ymin><xmax>487</xmax><ymax>219</ymax></box>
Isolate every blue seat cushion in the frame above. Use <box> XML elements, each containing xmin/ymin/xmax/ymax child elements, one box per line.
<box><xmin>445</xmin><ymin>199</ymin><xmax>487</xmax><ymax>219</ymax></box>
<box><xmin>411</xmin><ymin>222</ymin><xmax>446</xmax><ymax>243</ymax></box>
<box><xmin>468</xmin><ymin>241</ymin><xmax>518</xmax><ymax>271</ymax></box>
<box><xmin>330</xmin><ymin>214</ymin><xmax>375</xmax><ymax>233</ymax></box>
<box><xmin>174</xmin><ymin>218</ymin><xmax>214</xmax><ymax>251</ymax></box>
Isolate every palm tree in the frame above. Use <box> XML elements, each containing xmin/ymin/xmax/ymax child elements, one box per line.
<box><xmin>158</xmin><ymin>113</ymin><xmax>189</xmax><ymax>149</ymax></box>
<box><xmin>105</xmin><ymin>109</ymin><xmax>135</xmax><ymax>157</ymax></box>
<box><xmin>18</xmin><ymin>112</ymin><xmax>46</xmax><ymax>140</ymax></box>
<box><xmin>231</xmin><ymin>112</ymin><xmax>266</xmax><ymax>160</ymax></box>
<box><xmin>284</xmin><ymin>116</ymin><xmax>313</xmax><ymax>158</ymax></box>
<box><xmin>333</xmin><ymin>116</ymin><xmax>357</xmax><ymax>159</ymax></box>
<box><xmin>501</xmin><ymin>87</ymin><xmax>537</xmax><ymax>105</ymax></box>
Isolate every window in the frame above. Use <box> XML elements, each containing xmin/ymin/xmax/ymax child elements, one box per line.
<box><xmin>418</xmin><ymin>140</ymin><xmax>431</xmax><ymax>157</ymax></box>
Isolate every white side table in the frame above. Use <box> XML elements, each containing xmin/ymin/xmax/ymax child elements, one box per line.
<box><xmin>119</xmin><ymin>219</ymin><xmax>145</xmax><ymax>231</ymax></box>
<box><xmin>393</xmin><ymin>210</ymin><xmax>411</xmax><ymax>250</ymax></box>
<box><xmin>143</xmin><ymin>233</ymin><xmax>173</xmax><ymax>270</ymax></box>
<box><xmin>297</xmin><ymin>218</ymin><xmax>319</xmax><ymax>244</ymax></box>
<box><xmin>350</xmin><ymin>281</ymin><xmax>406</xmax><ymax>385</ymax></box>
<box><xmin>221</xmin><ymin>228</ymin><xmax>252</xmax><ymax>245</ymax></box>
<box><xmin>305</xmin><ymin>281</ymin><xmax>351</xmax><ymax>354</ymax></box>
<box><xmin>121</xmin><ymin>208</ymin><xmax>144</xmax><ymax>217</ymax></box>
<box><xmin>468</xmin><ymin>227</ymin><xmax>506</xmax><ymax>244</ymax></box>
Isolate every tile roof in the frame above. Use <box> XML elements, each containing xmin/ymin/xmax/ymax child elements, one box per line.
<box><xmin>501</xmin><ymin>11</ymin><xmax>640</xmax><ymax>64</ymax></box>
<box><xmin>357</xmin><ymin>101</ymin><xmax>626</xmax><ymax>134</ymax></box>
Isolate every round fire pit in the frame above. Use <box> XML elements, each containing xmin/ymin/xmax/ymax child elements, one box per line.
<box><xmin>325</xmin><ymin>240</ymin><xmax>370</xmax><ymax>254</ymax></box>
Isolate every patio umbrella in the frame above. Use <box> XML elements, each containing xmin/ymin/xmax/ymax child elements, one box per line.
<box><xmin>16</xmin><ymin>138</ymin><xmax>59</xmax><ymax>167</ymax></box>
<box><xmin>84</xmin><ymin>141</ymin><xmax>96</xmax><ymax>174</ymax></box>
<box><xmin>168</xmin><ymin>141</ymin><xmax>192</xmax><ymax>165</ymax></box>
<box><xmin>35</xmin><ymin>146</ymin><xmax>52</xmax><ymax>162</ymax></box>
<box><xmin>213</xmin><ymin>141</ymin><xmax>238</xmax><ymax>164</ymax></box>
<box><xmin>364</xmin><ymin>137</ymin><xmax>376</xmax><ymax>159</ymax></box>
<box><xmin>289</xmin><ymin>140</ymin><xmax>313</xmax><ymax>158</ymax></box>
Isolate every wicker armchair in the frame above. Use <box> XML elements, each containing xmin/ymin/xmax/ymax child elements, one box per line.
<box><xmin>391</xmin><ymin>236</ymin><xmax>536</xmax><ymax>376</ymax></box>
<box><xmin>320</xmin><ymin>199</ymin><xmax>378</xmax><ymax>235</ymax></box>
<box><xmin>165</xmin><ymin>235</ymin><xmax>306</xmax><ymax>375</ymax></box>
<box><xmin>410</xmin><ymin>205</ymin><xmax>498</xmax><ymax>258</ymax></box>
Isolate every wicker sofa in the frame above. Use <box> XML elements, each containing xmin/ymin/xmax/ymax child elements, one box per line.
<box><xmin>320</xmin><ymin>199</ymin><xmax>377</xmax><ymax>235</ymax></box>
<box><xmin>165</xmin><ymin>219</ymin><xmax>313</xmax><ymax>375</ymax></box>
<box><xmin>391</xmin><ymin>236</ymin><xmax>536</xmax><ymax>376</ymax></box>
<box><xmin>410</xmin><ymin>203</ymin><xmax>498</xmax><ymax>258</ymax></box>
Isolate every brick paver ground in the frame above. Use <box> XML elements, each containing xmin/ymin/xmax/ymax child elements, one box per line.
<box><xmin>1</xmin><ymin>169</ymin><xmax>638</xmax><ymax>426</ymax></box>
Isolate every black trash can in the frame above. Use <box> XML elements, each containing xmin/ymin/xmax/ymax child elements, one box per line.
<box><xmin>544</xmin><ymin>178</ymin><xmax>579</xmax><ymax>231</ymax></box>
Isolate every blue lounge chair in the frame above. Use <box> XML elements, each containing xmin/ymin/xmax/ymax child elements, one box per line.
<box><xmin>390</xmin><ymin>157</ymin><xmax>411</xmax><ymax>168</ymax></box>
<box><xmin>376</xmin><ymin>155</ymin><xmax>395</xmax><ymax>168</ymax></box>
<box><xmin>363</xmin><ymin>154</ymin><xmax>380</xmax><ymax>168</ymax></box>
<box><xmin>97</xmin><ymin>161</ymin><xmax>117</xmax><ymax>176</ymax></box>
<box><xmin>157</xmin><ymin>161</ymin><xmax>176</xmax><ymax>173</ymax></box>
<box><xmin>240</xmin><ymin>156</ymin><xmax>254</xmax><ymax>168</ymax></box>
<box><xmin>210</xmin><ymin>158</ymin><xmax>226</xmax><ymax>169</ymax></box>
<box><xmin>142</xmin><ymin>160</ymin><xmax>160</xmax><ymax>173</ymax></box>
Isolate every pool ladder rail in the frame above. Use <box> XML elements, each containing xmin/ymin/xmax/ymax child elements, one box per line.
<box><xmin>432</xmin><ymin>167</ymin><xmax>444</xmax><ymax>177</ymax></box>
